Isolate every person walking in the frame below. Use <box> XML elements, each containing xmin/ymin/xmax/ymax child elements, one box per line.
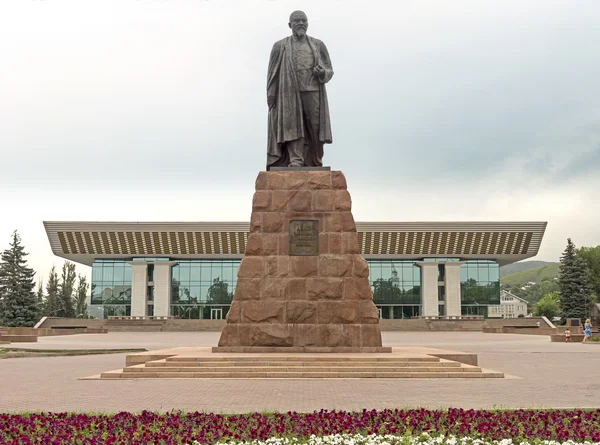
<box><xmin>583</xmin><ymin>319</ymin><xmax>593</xmax><ymax>342</ymax></box>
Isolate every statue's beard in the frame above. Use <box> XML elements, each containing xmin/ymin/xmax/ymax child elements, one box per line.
<box><xmin>295</xmin><ymin>27</ymin><xmax>306</xmax><ymax>36</ymax></box>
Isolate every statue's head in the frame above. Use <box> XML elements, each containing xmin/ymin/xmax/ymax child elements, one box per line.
<box><xmin>289</xmin><ymin>10</ymin><xmax>308</xmax><ymax>37</ymax></box>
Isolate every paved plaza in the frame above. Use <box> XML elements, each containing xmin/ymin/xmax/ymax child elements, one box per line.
<box><xmin>1</xmin><ymin>332</ymin><xmax>599</xmax><ymax>412</ymax></box>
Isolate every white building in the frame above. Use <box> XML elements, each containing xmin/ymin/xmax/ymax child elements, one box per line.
<box><xmin>488</xmin><ymin>290</ymin><xmax>529</xmax><ymax>319</ymax></box>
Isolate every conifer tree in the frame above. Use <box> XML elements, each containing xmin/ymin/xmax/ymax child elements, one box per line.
<box><xmin>74</xmin><ymin>274</ymin><xmax>89</xmax><ymax>318</ymax></box>
<box><xmin>0</xmin><ymin>231</ymin><xmax>39</xmax><ymax>327</ymax></box>
<box><xmin>36</xmin><ymin>280</ymin><xmax>44</xmax><ymax>308</ymax></box>
<box><xmin>57</xmin><ymin>262</ymin><xmax>76</xmax><ymax>318</ymax></box>
<box><xmin>44</xmin><ymin>266</ymin><xmax>60</xmax><ymax>317</ymax></box>
<box><xmin>558</xmin><ymin>238</ymin><xmax>593</xmax><ymax>321</ymax></box>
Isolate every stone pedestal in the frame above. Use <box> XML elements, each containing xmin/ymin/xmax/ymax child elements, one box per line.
<box><xmin>215</xmin><ymin>170</ymin><xmax>389</xmax><ymax>352</ymax></box>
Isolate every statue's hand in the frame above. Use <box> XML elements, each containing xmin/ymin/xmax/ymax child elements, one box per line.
<box><xmin>313</xmin><ymin>65</ymin><xmax>326</xmax><ymax>79</ymax></box>
<box><xmin>267</xmin><ymin>96</ymin><xmax>276</xmax><ymax>109</ymax></box>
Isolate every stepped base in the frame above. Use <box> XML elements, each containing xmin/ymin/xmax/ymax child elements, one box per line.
<box><xmin>84</xmin><ymin>346</ymin><xmax>506</xmax><ymax>380</ymax></box>
<box><xmin>213</xmin><ymin>346</ymin><xmax>392</xmax><ymax>353</ymax></box>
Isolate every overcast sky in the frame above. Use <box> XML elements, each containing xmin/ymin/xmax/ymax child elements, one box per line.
<box><xmin>1</xmin><ymin>0</ymin><xmax>599</xmax><ymax>285</ymax></box>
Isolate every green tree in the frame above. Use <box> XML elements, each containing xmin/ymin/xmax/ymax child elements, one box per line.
<box><xmin>0</xmin><ymin>231</ymin><xmax>38</xmax><ymax>327</ymax></box>
<box><xmin>372</xmin><ymin>278</ymin><xmax>402</xmax><ymax>304</ymax></box>
<box><xmin>205</xmin><ymin>277</ymin><xmax>233</xmax><ymax>305</ymax></box>
<box><xmin>44</xmin><ymin>266</ymin><xmax>60</xmax><ymax>317</ymax></box>
<box><xmin>74</xmin><ymin>274</ymin><xmax>89</xmax><ymax>318</ymax></box>
<box><xmin>577</xmin><ymin>245</ymin><xmax>600</xmax><ymax>301</ymax></box>
<box><xmin>507</xmin><ymin>278</ymin><xmax>560</xmax><ymax>308</ymax></box>
<box><xmin>57</xmin><ymin>262</ymin><xmax>76</xmax><ymax>317</ymax></box>
<box><xmin>558</xmin><ymin>239</ymin><xmax>593</xmax><ymax>321</ymax></box>
<box><xmin>534</xmin><ymin>291</ymin><xmax>560</xmax><ymax>319</ymax></box>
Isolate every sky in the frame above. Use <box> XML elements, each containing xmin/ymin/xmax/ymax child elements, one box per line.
<box><xmin>1</xmin><ymin>0</ymin><xmax>599</xmax><ymax>286</ymax></box>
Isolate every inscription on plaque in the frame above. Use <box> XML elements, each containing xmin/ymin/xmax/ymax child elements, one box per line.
<box><xmin>289</xmin><ymin>220</ymin><xmax>319</xmax><ymax>256</ymax></box>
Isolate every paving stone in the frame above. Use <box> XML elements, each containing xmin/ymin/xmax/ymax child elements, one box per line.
<box><xmin>3</xmin><ymin>332</ymin><xmax>599</xmax><ymax>412</ymax></box>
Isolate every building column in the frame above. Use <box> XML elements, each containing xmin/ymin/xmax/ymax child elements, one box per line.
<box><xmin>153</xmin><ymin>262</ymin><xmax>177</xmax><ymax>317</ymax></box>
<box><xmin>444</xmin><ymin>262</ymin><xmax>465</xmax><ymax>317</ymax></box>
<box><xmin>129</xmin><ymin>262</ymin><xmax>148</xmax><ymax>317</ymax></box>
<box><xmin>416</xmin><ymin>262</ymin><xmax>439</xmax><ymax>317</ymax></box>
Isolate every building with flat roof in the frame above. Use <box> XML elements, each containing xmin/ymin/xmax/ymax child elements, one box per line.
<box><xmin>44</xmin><ymin>221</ymin><xmax>546</xmax><ymax>320</ymax></box>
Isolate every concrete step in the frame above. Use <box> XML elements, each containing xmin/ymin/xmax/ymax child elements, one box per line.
<box><xmin>96</xmin><ymin>348</ymin><xmax>503</xmax><ymax>380</ymax></box>
<box><xmin>124</xmin><ymin>365</ymin><xmax>479</xmax><ymax>373</ymax></box>
<box><xmin>103</xmin><ymin>370</ymin><xmax>501</xmax><ymax>379</ymax></box>
<box><xmin>165</xmin><ymin>356</ymin><xmax>441</xmax><ymax>363</ymax></box>
<box><xmin>148</xmin><ymin>360</ymin><xmax>461</xmax><ymax>368</ymax></box>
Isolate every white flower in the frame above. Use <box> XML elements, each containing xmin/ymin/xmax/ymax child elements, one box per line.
<box><xmin>198</xmin><ymin>434</ymin><xmax>600</xmax><ymax>445</ymax></box>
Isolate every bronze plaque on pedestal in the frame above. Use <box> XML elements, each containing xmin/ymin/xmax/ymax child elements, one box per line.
<box><xmin>289</xmin><ymin>220</ymin><xmax>319</xmax><ymax>256</ymax></box>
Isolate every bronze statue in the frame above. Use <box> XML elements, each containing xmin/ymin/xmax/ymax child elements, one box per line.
<box><xmin>266</xmin><ymin>11</ymin><xmax>334</xmax><ymax>169</ymax></box>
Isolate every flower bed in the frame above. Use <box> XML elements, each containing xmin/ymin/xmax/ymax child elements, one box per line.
<box><xmin>0</xmin><ymin>409</ymin><xmax>599</xmax><ymax>445</ymax></box>
<box><xmin>212</xmin><ymin>434</ymin><xmax>600</xmax><ymax>445</ymax></box>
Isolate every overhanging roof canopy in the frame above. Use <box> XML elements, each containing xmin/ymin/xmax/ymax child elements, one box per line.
<box><xmin>43</xmin><ymin>221</ymin><xmax>547</xmax><ymax>267</ymax></box>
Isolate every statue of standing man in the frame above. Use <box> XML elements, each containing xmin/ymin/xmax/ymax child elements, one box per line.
<box><xmin>266</xmin><ymin>11</ymin><xmax>334</xmax><ymax>169</ymax></box>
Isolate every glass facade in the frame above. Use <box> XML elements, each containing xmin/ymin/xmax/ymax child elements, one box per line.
<box><xmin>170</xmin><ymin>260</ymin><xmax>239</xmax><ymax>319</ymax></box>
<box><xmin>460</xmin><ymin>260</ymin><xmax>500</xmax><ymax>317</ymax></box>
<box><xmin>91</xmin><ymin>260</ymin><xmax>132</xmax><ymax>317</ymax></box>
<box><xmin>368</xmin><ymin>261</ymin><xmax>421</xmax><ymax>319</ymax></box>
<box><xmin>89</xmin><ymin>257</ymin><xmax>501</xmax><ymax>319</ymax></box>
<box><xmin>366</xmin><ymin>258</ymin><xmax>500</xmax><ymax>319</ymax></box>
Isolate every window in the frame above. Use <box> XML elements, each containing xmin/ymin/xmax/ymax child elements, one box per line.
<box><xmin>90</xmin><ymin>260</ymin><xmax>132</xmax><ymax>314</ymax></box>
<box><xmin>113</xmin><ymin>264</ymin><xmax>125</xmax><ymax>282</ymax></box>
<box><xmin>170</xmin><ymin>260</ymin><xmax>239</xmax><ymax>314</ymax></box>
<box><xmin>147</xmin><ymin>286</ymin><xmax>154</xmax><ymax>302</ymax></box>
<box><xmin>460</xmin><ymin>261</ymin><xmax>500</xmax><ymax>307</ymax></box>
<box><xmin>368</xmin><ymin>261</ymin><xmax>421</xmax><ymax>306</ymax></box>
<box><xmin>438</xmin><ymin>264</ymin><xmax>445</xmax><ymax>282</ymax></box>
<box><xmin>102</xmin><ymin>265</ymin><xmax>114</xmax><ymax>282</ymax></box>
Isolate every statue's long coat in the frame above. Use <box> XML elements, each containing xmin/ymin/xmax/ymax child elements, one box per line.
<box><xmin>266</xmin><ymin>35</ymin><xmax>333</xmax><ymax>168</ymax></box>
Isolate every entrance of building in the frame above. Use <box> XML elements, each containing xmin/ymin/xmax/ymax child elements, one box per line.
<box><xmin>210</xmin><ymin>307</ymin><xmax>223</xmax><ymax>320</ymax></box>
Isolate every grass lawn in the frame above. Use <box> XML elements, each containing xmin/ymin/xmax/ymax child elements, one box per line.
<box><xmin>0</xmin><ymin>347</ymin><xmax>145</xmax><ymax>359</ymax></box>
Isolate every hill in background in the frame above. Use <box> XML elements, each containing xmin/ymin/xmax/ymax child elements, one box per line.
<box><xmin>500</xmin><ymin>262</ymin><xmax>560</xmax><ymax>288</ymax></box>
<box><xmin>500</xmin><ymin>261</ymin><xmax>555</xmax><ymax>277</ymax></box>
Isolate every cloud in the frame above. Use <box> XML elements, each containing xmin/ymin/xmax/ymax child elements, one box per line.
<box><xmin>2</xmin><ymin>0</ymin><xmax>600</xmax><ymax>190</ymax></box>
<box><xmin>1</xmin><ymin>0</ymin><xmax>600</xmax><ymax>283</ymax></box>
